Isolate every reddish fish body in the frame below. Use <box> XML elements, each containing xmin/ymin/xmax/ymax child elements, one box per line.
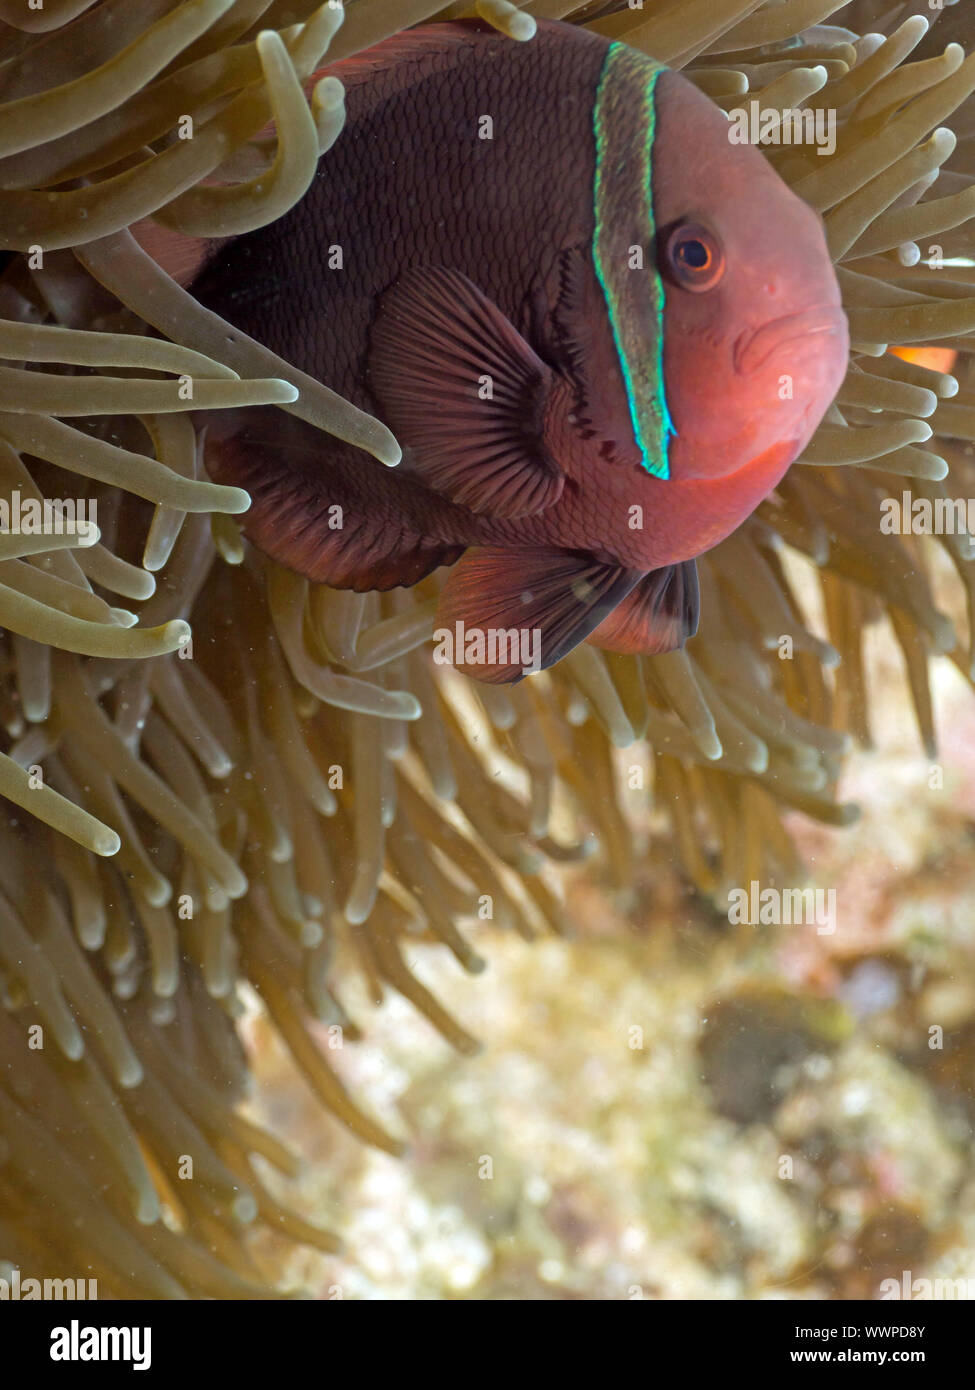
<box><xmin>184</xmin><ymin>18</ymin><xmax>847</xmax><ymax>681</ymax></box>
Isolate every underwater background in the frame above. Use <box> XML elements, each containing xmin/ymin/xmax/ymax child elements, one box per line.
<box><xmin>0</xmin><ymin>0</ymin><xmax>974</xmax><ymax>1299</ymax></box>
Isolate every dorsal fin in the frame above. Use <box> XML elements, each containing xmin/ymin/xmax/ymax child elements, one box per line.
<box><xmin>132</xmin><ymin>23</ymin><xmax>492</xmax><ymax>287</ymax></box>
<box><xmin>314</xmin><ymin>21</ymin><xmax>489</xmax><ymax>98</ymax></box>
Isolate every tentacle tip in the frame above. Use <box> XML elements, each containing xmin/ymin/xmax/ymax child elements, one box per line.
<box><xmin>610</xmin><ymin>726</ymin><xmax>637</xmax><ymax>749</ymax></box>
<box><xmin>162</xmin><ymin>619</ymin><xmax>192</xmax><ymax>650</ymax></box>
<box><xmin>934</xmin><ymin>617</ymin><xmax>956</xmax><ymax>654</ymax></box>
<box><xmin>301</xmin><ymin>919</ymin><xmax>324</xmax><ymax>948</ymax></box>
<box><xmin>93</xmin><ymin>828</ymin><xmax>122</xmax><ymax>857</ymax></box>
<box><xmin>127</xmin><ymin>576</ymin><xmax>157</xmax><ymax>602</ymax></box>
<box><xmin>748</xmin><ymin>742</ymin><xmax>769</xmax><ymax>774</ymax></box>
<box><xmin>225</xmin><ymin>872</ymin><xmax>249</xmax><ymax>900</ymax></box>
<box><xmin>397</xmin><ymin>694</ymin><xmax>423</xmax><ymax>721</ymax></box>
<box><xmin>136</xmin><ymin>1195</ymin><xmax>161</xmax><ymax>1227</ymax></box>
<box><xmin>145</xmin><ymin>880</ymin><xmax>173</xmax><ymax>909</ymax></box>
<box><xmin>313</xmin><ymin>75</ymin><xmax>346</xmax><ymax>111</ymax></box>
<box><xmin>228</xmin><ymin>1193</ymin><xmax>256</xmax><ymax>1225</ymax></box>
<box><xmin>486</xmin><ymin>708</ymin><xmax>517</xmax><ymax>731</ymax></box>
<box><xmin>700</xmin><ymin>729</ymin><xmax>723</xmax><ymax>760</ymax></box>
<box><xmin>509</xmin><ymin>15</ymin><xmax>537</xmax><ymax>42</ymax></box>
<box><xmin>119</xmin><ymin>1058</ymin><xmax>144</xmax><ymax>1089</ymax></box>
<box><xmin>223</xmin><ymin>487</ymin><xmax>253</xmax><ymax>515</ymax></box>
<box><xmin>516</xmin><ymin>850</ymin><xmax>545</xmax><ymax>874</ymax></box>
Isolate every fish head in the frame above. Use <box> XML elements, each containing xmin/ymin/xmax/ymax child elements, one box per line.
<box><xmin>653</xmin><ymin>70</ymin><xmax>848</xmax><ymax>483</ymax></box>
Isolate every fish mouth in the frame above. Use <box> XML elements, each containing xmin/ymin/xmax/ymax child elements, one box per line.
<box><xmin>734</xmin><ymin>306</ymin><xmax>848</xmax><ymax>375</ymax></box>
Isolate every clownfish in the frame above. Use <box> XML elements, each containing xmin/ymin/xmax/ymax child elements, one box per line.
<box><xmin>143</xmin><ymin>18</ymin><xmax>848</xmax><ymax>683</ymax></box>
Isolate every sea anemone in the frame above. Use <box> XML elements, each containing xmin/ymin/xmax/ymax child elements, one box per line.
<box><xmin>0</xmin><ymin>0</ymin><xmax>973</xmax><ymax>1297</ymax></box>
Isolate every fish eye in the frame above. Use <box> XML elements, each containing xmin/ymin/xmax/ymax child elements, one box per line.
<box><xmin>662</xmin><ymin>221</ymin><xmax>725</xmax><ymax>293</ymax></box>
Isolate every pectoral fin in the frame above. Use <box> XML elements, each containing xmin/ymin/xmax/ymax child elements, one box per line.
<box><xmin>435</xmin><ymin>546</ymin><xmax>643</xmax><ymax>684</ymax></box>
<box><xmin>370</xmin><ymin>266</ymin><xmax>564</xmax><ymax>519</ymax></box>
